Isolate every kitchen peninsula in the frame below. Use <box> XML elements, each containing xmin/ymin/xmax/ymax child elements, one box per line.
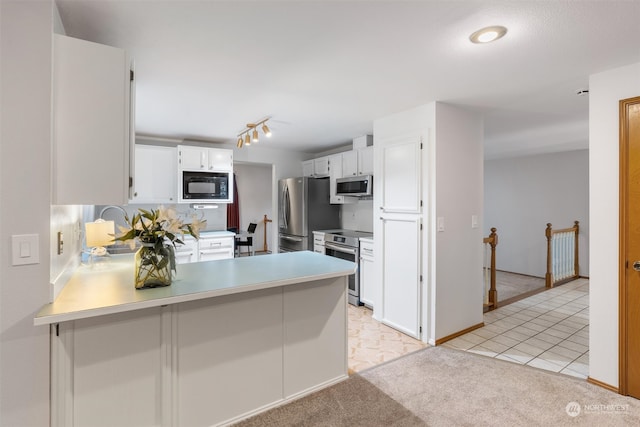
<box><xmin>36</xmin><ymin>251</ymin><xmax>355</xmax><ymax>427</ymax></box>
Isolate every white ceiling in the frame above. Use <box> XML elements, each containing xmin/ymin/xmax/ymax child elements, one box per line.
<box><xmin>56</xmin><ymin>1</ymin><xmax>640</xmax><ymax>158</ymax></box>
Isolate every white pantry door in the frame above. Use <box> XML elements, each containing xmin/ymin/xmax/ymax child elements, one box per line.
<box><xmin>379</xmin><ymin>135</ymin><xmax>423</xmax><ymax>339</ymax></box>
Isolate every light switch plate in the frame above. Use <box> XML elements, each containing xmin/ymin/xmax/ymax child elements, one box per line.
<box><xmin>11</xmin><ymin>234</ymin><xmax>39</xmax><ymax>266</ymax></box>
<box><xmin>437</xmin><ymin>217</ymin><xmax>445</xmax><ymax>232</ymax></box>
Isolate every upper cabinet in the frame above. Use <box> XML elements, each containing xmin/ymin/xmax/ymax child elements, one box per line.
<box><xmin>178</xmin><ymin>145</ymin><xmax>233</xmax><ymax>171</ymax></box>
<box><xmin>341</xmin><ymin>147</ymin><xmax>373</xmax><ymax>177</ymax></box>
<box><xmin>131</xmin><ymin>145</ymin><xmax>177</xmax><ymax>204</ymax></box>
<box><xmin>329</xmin><ymin>153</ymin><xmax>355</xmax><ymax>205</ymax></box>
<box><xmin>302</xmin><ymin>156</ymin><xmax>329</xmax><ymax>177</ymax></box>
<box><xmin>52</xmin><ymin>34</ymin><xmax>133</xmax><ymax>205</ymax></box>
<box><xmin>357</xmin><ymin>146</ymin><xmax>374</xmax><ymax>175</ymax></box>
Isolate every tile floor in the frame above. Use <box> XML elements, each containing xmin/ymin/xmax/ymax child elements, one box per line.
<box><xmin>348</xmin><ymin>304</ymin><xmax>427</xmax><ymax>374</ymax></box>
<box><xmin>443</xmin><ymin>278</ymin><xmax>590</xmax><ymax>379</ymax></box>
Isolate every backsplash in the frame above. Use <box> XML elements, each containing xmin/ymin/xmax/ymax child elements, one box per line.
<box><xmin>340</xmin><ymin>200</ymin><xmax>373</xmax><ymax>232</ymax></box>
<box><xmin>91</xmin><ymin>203</ymin><xmax>226</xmax><ymax>236</ymax></box>
<box><xmin>50</xmin><ymin>205</ymin><xmax>83</xmax><ymax>300</ymax></box>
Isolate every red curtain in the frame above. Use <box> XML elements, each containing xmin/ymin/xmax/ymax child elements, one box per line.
<box><xmin>226</xmin><ymin>173</ymin><xmax>240</xmax><ymax>231</ymax></box>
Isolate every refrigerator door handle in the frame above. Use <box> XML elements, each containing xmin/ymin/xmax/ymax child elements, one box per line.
<box><xmin>280</xmin><ymin>235</ymin><xmax>303</xmax><ymax>242</ymax></box>
<box><xmin>284</xmin><ymin>184</ymin><xmax>290</xmax><ymax>229</ymax></box>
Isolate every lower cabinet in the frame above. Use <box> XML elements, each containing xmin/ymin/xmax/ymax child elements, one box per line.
<box><xmin>198</xmin><ymin>234</ymin><xmax>234</xmax><ymax>261</ymax></box>
<box><xmin>359</xmin><ymin>239</ymin><xmax>375</xmax><ymax>308</ymax></box>
<box><xmin>51</xmin><ymin>277</ymin><xmax>347</xmax><ymax>426</ymax></box>
<box><xmin>174</xmin><ymin>235</ymin><xmax>198</xmax><ymax>264</ymax></box>
<box><xmin>313</xmin><ymin>231</ymin><xmax>326</xmax><ymax>254</ymax></box>
<box><xmin>173</xmin><ymin>232</ymin><xmax>235</xmax><ymax>264</ymax></box>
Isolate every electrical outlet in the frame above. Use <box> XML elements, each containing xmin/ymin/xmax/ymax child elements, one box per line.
<box><xmin>57</xmin><ymin>231</ymin><xmax>64</xmax><ymax>255</ymax></box>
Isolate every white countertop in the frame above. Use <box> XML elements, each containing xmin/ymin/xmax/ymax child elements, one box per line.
<box><xmin>35</xmin><ymin>251</ymin><xmax>355</xmax><ymax>326</ymax></box>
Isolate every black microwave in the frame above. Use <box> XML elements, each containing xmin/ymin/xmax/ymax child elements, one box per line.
<box><xmin>179</xmin><ymin>170</ymin><xmax>233</xmax><ymax>203</ymax></box>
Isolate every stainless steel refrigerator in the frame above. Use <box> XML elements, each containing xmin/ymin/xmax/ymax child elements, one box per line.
<box><xmin>278</xmin><ymin>177</ymin><xmax>341</xmax><ymax>252</ymax></box>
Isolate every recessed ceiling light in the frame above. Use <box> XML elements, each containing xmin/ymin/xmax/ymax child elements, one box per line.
<box><xmin>469</xmin><ymin>26</ymin><xmax>508</xmax><ymax>44</ymax></box>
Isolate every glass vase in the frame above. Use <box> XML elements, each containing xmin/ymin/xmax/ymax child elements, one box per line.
<box><xmin>134</xmin><ymin>243</ymin><xmax>174</xmax><ymax>289</ymax></box>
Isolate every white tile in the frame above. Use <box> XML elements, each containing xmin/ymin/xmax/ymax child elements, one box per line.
<box><xmin>443</xmin><ymin>336</ymin><xmax>476</xmax><ymax>351</ymax></box>
<box><xmin>545</xmin><ymin>328</ymin><xmax>572</xmax><ymax>340</ymax></box>
<box><xmin>523</xmin><ymin>337</ymin><xmax>555</xmax><ymax>351</ymax></box>
<box><xmin>479</xmin><ymin>338</ymin><xmax>510</xmax><ymax>354</ymax></box>
<box><xmin>538</xmin><ymin>350</ymin><xmax>573</xmax><ymax>367</ymax></box>
<box><xmin>502</xmin><ymin>329</ymin><xmax>533</xmax><ymax>342</ymax></box>
<box><xmin>526</xmin><ymin>357</ymin><xmax>564</xmax><ymax>373</ymax></box>
<box><xmin>564</xmin><ymin>360</ymin><xmax>589</xmax><ymax>376</ymax></box>
<box><xmin>468</xmin><ymin>345</ymin><xmax>498</xmax><ymax>358</ymax></box>
<box><xmin>500</xmin><ymin>348</ymin><xmax>535</xmax><ymax>364</ymax></box>
<box><xmin>547</xmin><ymin>344</ymin><xmax>583</xmax><ymax>361</ymax></box>
<box><xmin>472</xmin><ymin>327</ymin><xmax>499</xmax><ymax>340</ymax></box>
<box><xmin>460</xmin><ymin>332</ymin><xmax>487</xmax><ymax>345</ymax></box>
<box><xmin>535</xmin><ymin>332</ymin><xmax>565</xmax><ymax>346</ymax></box>
<box><xmin>556</xmin><ymin>339</ymin><xmax>588</xmax><ymax>354</ymax></box>
<box><xmin>496</xmin><ymin>353</ymin><xmax>523</xmax><ymax>365</ymax></box>
<box><xmin>513</xmin><ymin>341</ymin><xmax>545</xmax><ymax>357</ymax></box>
<box><xmin>491</xmin><ymin>334</ymin><xmax>521</xmax><ymax>348</ymax></box>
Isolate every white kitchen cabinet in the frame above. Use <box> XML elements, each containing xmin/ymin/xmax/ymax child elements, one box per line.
<box><xmin>381</xmin><ymin>216</ymin><xmax>421</xmax><ymax>338</ymax></box>
<box><xmin>131</xmin><ymin>145</ymin><xmax>177</xmax><ymax>204</ymax></box>
<box><xmin>178</xmin><ymin>145</ymin><xmax>233</xmax><ymax>171</ymax></box>
<box><xmin>342</xmin><ymin>147</ymin><xmax>374</xmax><ymax>177</ymax></box>
<box><xmin>357</xmin><ymin>146</ymin><xmax>374</xmax><ymax>175</ymax></box>
<box><xmin>313</xmin><ymin>231</ymin><xmax>326</xmax><ymax>254</ymax></box>
<box><xmin>302</xmin><ymin>160</ymin><xmax>315</xmax><ymax>177</ymax></box>
<box><xmin>329</xmin><ymin>154</ymin><xmax>355</xmax><ymax>205</ymax></box>
<box><xmin>301</xmin><ymin>157</ymin><xmax>329</xmax><ymax>177</ymax></box>
<box><xmin>359</xmin><ymin>239</ymin><xmax>375</xmax><ymax>308</ymax></box>
<box><xmin>52</xmin><ymin>34</ymin><xmax>133</xmax><ymax>205</ymax></box>
<box><xmin>377</xmin><ymin>134</ymin><xmax>422</xmax><ymax>338</ymax></box>
<box><xmin>342</xmin><ymin>150</ymin><xmax>358</xmax><ymax>177</ymax></box>
<box><xmin>174</xmin><ymin>236</ymin><xmax>198</xmax><ymax>265</ymax></box>
<box><xmin>314</xmin><ymin>157</ymin><xmax>330</xmax><ymax>177</ymax></box>
<box><xmin>198</xmin><ymin>235</ymin><xmax>234</xmax><ymax>261</ymax></box>
<box><xmin>381</xmin><ymin>138</ymin><xmax>421</xmax><ymax>214</ymax></box>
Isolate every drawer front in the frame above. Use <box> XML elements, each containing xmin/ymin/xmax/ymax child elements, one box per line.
<box><xmin>360</xmin><ymin>241</ymin><xmax>373</xmax><ymax>259</ymax></box>
<box><xmin>200</xmin><ymin>237</ymin><xmax>233</xmax><ymax>250</ymax></box>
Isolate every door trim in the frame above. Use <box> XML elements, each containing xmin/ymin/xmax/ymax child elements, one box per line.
<box><xmin>619</xmin><ymin>95</ymin><xmax>640</xmax><ymax>396</ymax></box>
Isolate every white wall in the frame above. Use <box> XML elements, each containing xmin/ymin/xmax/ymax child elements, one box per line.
<box><xmin>0</xmin><ymin>1</ymin><xmax>53</xmax><ymax>425</ymax></box>
<box><xmin>484</xmin><ymin>150</ymin><xmax>590</xmax><ymax>277</ymax></box>
<box><xmin>234</xmin><ymin>163</ymin><xmax>273</xmax><ymax>252</ymax></box>
<box><xmin>589</xmin><ymin>61</ymin><xmax>640</xmax><ymax>388</ymax></box>
<box><xmin>433</xmin><ymin>103</ymin><xmax>484</xmax><ymax>341</ymax></box>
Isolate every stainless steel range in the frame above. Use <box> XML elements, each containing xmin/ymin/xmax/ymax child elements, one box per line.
<box><xmin>323</xmin><ymin>230</ymin><xmax>373</xmax><ymax>306</ymax></box>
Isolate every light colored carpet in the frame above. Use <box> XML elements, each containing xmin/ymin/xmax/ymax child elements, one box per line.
<box><xmin>495</xmin><ymin>270</ymin><xmax>545</xmax><ymax>303</ymax></box>
<box><xmin>235</xmin><ymin>346</ymin><xmax>640</xmax><ymax>426</ymax></box>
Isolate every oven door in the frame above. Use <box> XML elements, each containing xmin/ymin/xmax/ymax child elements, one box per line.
<box><xmin>324</xmin><ymin>241</ymin><xmax>361</xmax><ymax>306</ymax></box>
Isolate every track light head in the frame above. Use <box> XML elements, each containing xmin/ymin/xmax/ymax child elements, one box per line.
<box><xmin>237</xmin><ymin>136</ymin><xmax>243</xmax><ymax>148</ymax></box>
<box><xmin>245</xmin><ymin>133</ymin><xmax>251</xmax><ymax>146</ymax></box>
<box><xmin>252</xmin><ymin>128</ymin><xmax>259</xmax><ymax>142</ymax></box>
<box><xmin>262</xmin><ymin>123</ymin><xmax>272</xmax><ymax>137</ymax></box>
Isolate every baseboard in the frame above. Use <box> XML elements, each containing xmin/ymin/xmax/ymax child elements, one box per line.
<box><xmin>495</xmin><ymin>269</ymin><xmax>544</xmax><ymax>279</ymax></box>
<box><xmin>435</xmin><ymin>322</ymin><xmax>484</xmax><ymax>346</ymax></box>
<box><xmin>587</xmin><ymin>377</ymin><xmax>619</xmax><ymax>394</ymax></box>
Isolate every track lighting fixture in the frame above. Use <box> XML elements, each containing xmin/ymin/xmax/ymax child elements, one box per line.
<box><xmin>237</xmin><ymin>117</ymin><xmax>272</xmax><ymax>148</ymax></box>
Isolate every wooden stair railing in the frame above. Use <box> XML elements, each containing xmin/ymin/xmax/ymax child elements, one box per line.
<box><xmin>545</xmin><ymin>221</ymin><xmax>579</xmax><ymax>288</ymax></box>
<box><xmin>483</xmin><ymin>227</ymin><xmax>498</xmax><ymax>310</ymax></box>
